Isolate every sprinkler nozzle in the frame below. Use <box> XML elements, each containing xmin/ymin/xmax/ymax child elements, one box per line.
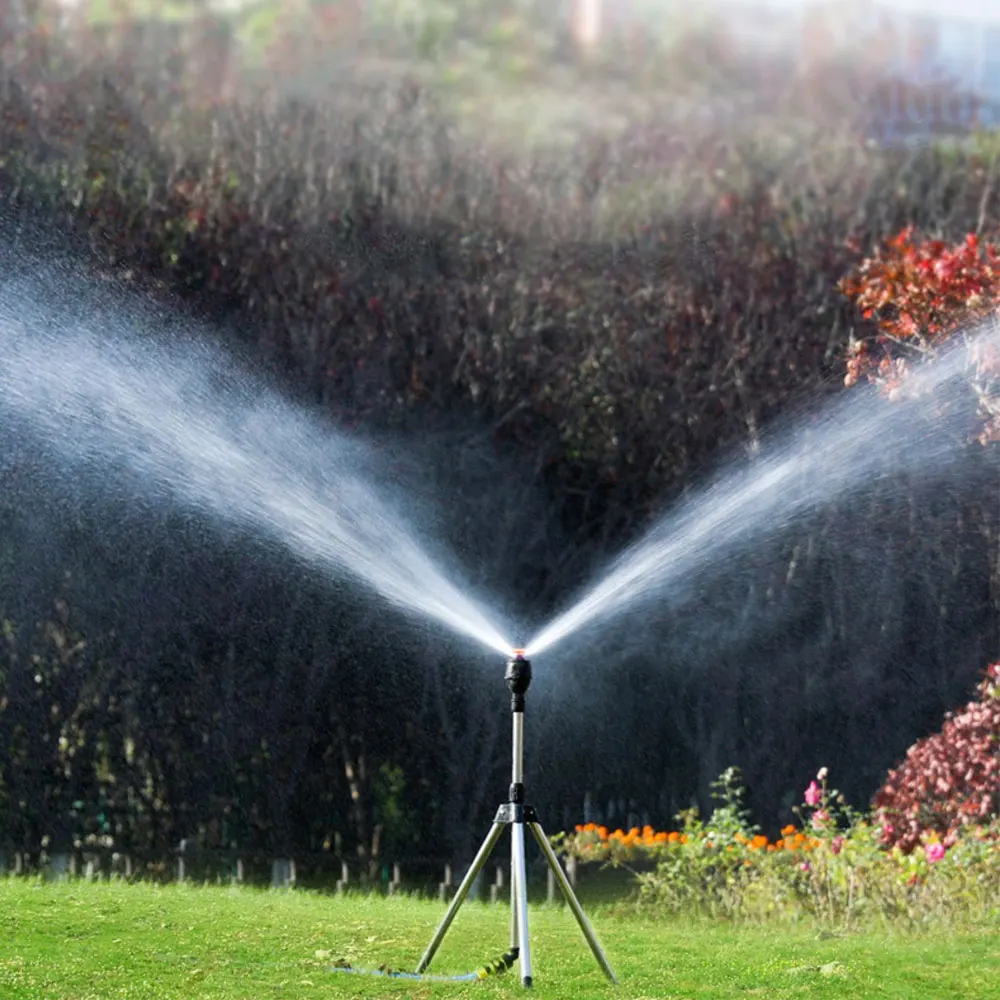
<box><xmin>505</xmin><ymin>651</ymin><xmax>532</xmax><ymax>705</ymax></box>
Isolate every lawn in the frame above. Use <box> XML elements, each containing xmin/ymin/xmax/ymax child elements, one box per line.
<box><xmin>2</xmin><ymin>878</ymin><xmax>999</xmax><ymax>999</ymax></box>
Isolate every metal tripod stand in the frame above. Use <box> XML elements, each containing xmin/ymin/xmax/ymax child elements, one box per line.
<box><xmin>416</xmin><ymin>652</ymin><xmax>617</xmax><ymax>988</ymax></box>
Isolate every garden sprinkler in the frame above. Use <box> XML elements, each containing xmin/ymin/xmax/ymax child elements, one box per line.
<box><xmin>416</xmin><ymin>650</ymin><xmax>617</xmax><ymax>988</ymax></box>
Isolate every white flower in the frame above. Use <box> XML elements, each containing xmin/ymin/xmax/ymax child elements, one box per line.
<box><xmin>817</xmin><ymin>767</ymin><xmax>829</xmax><ymax>781</ymax></box>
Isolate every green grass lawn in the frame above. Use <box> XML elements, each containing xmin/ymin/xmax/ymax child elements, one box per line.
<box><xmin>2</xmin><ymin>877</ymin><xmax>998</xmax><ymax>999</ymax></box>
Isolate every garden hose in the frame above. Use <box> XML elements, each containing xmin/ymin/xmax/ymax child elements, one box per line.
<box><xmin>329</xmin><ymin>947</ymin><xmax>518</xmax><ymax>982</ymax></box>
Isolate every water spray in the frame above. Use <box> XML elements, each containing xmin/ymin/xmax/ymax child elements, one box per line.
<box><xmin>415</xmin><ymin>649</ymin><xmax>616</xmax><ymax>988</ymax></box>
<box><xmin>522</xmin><ymin>329</ymin><xmax>991</xmax><ymax>658</ymax></box>
<box><xmin>0</xmin><ymin>318</ymin><xmax>513</xmax><ymax>656</ymax></box>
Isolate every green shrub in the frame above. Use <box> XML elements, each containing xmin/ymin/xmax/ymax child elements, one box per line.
<box><xmin>562</xmin><ymin>766</ymin><xmax>1000</xmax><ymax>928</ymax></box>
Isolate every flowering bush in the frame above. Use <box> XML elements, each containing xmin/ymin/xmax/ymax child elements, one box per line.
<box><xmin>872</xmin><ymin>663</ymin><xmax>1000</xmax><ymax>854</ymax></box>
<box><xmin>566</xmin><ymin>820</ymin><xmax>822</xmax><ymax>864</ymax></box>
<box><xmin>564</xmin><ymin>768</ymin><xmax>822</xmax><ymax>867</ymax></box>
<box><xmin>839</xmin><ymin>227</ymin><xmax>1000</xmax><ymax>442</ymax></box>
<box><xmin>561</xmin><ymin>764</ymin><xmax>1000</xmax><ymax>926</ymax></box>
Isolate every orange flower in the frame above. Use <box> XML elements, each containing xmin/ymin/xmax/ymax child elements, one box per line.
<box><xmin>781</xmin><ymin>824</ymin><xmax>797</xmax><ymax>837</ymax></box>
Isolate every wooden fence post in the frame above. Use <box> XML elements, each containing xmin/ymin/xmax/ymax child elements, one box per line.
<box><xmin>335</xmin><ymin>861</ymin><xmax>349</xmax><ymax>894</ymax></box>
<box><xmin>438</xmin><ymin>863</ymin><xmax>453</xmax><ymax>902</ymax></box>
<box><xmin>271</xmin><ymin>858</ymin><xmax>296</xmax><ymax>889</ymax></box>
<box><xmin>110</xmin><ymin>852</ymin><xmax>125</xmax><ymax>879</ymax></box>
<box><xmin>387</xmin><ymin>862</ymin><xmax>402</xmax><ymax>895</ymax></box>
<box><xmin>176</xmin><ymin>838</ymin><xmax>191</xmax><ymax>883</ymax></box>
<box><xmin>489</xmin><ymin>864</ymin><xmax>505</xmax><ymax>904</ymax></box>
<box><xmin>566</xmin><ymin>854</ymin><xmax>577</xmax><ymax>889</ymax></box>
<box><xmin>44</xmin><ymin>852</ymin><xmax>71</xmax><ymax>882</ymax></box>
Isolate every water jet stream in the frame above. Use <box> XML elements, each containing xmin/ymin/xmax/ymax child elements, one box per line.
<box><xmin>0</xmin><ymin>296</ymin><xmax>512</xmax><ymax>656</ymax></box>
<box><xmin>525</xmin><ymin>331</ymin><xmax>991</xmax><ymax>658</ymax></box>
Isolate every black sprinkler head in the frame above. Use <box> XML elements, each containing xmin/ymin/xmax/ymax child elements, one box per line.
<box><xmin>505</xmin><ymin>650</ymin><xmax>532</xmax><ymax>701</ymax></box>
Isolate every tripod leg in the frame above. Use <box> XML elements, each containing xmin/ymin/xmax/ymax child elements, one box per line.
<box><xmin>509</xmin><ymin>849</ymin><xmax>518</xmax><ymax>950</ymax></box>
<box><xmin>511</xmin><ymin>821</ymin><xmax>532</xmax><ymax>987</ymax></box>
<box><xmin>416</xmin><ymin>821</ymin><xmax>506</xmax><ymax>974</ymax></box>
<box><xmin>529</xmin><ymin>822</ymin><xmax>617</xmax><ymax>984</ymax></box>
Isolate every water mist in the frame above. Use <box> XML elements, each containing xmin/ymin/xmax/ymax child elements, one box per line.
<box><xmin>0</xmin><ymin>277</ymin><xmax>513</xmax><ymax>655</ymax></box>
<box><xmin>525</xmin><ymin>329</ymin><xmax>996</xmax><ymax>657</ymax></box>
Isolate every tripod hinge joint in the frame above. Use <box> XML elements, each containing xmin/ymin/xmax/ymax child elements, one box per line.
<box><xmin>494</xmin><ymin>802</ymin><xmax>538</xmax><ymax>824</ymax></box>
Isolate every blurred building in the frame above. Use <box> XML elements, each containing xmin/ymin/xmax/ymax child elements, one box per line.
<box><xmin>570</xmin><ymin>0</ymin><xmax>1000</xmax><ymax>136</ymax></box>
<box><xmin>872</xmin><ymin>0</ymin><xmax>1000</xmax><ymax>131</ymax></box>
<box><xmin>813</xmin><ymin>0</ymin><xmax>1000</xmax><ymax>137</ymax></box>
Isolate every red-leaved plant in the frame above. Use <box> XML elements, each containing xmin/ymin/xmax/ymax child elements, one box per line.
<box><xmin>872</xmin><ymin>663</ymin><xmax>1000</xmax><ymax>854</ymax></box>
<box><xmin>839</xmin><ymin>228</ymin><xmax>1000</xmax><ymax>442</ymax></box>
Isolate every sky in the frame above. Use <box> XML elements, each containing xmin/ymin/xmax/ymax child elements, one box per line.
<box><xmin>719</xmin><ymin>0</ymin><xmax>1000</xmax><ymax>23</ymax></box>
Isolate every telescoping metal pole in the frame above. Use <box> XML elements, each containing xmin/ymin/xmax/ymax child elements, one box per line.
<box><xmin>507</xmin><ymin>655</ymin><xmax>532</xmax><ymax>986</ymax></box>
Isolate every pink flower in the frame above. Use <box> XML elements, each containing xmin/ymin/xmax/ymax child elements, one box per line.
<box><xmin>925</xmin><ymin>842</ymin><xmax>945</xmax><ymax>864</ymax></box>
<box><xmin>811</xmin><ymin>809</ymin><xmax>831</xmax><ymax>829</ymax></box>
<box><xmin>804</xmin><ymin>781</ymin><xmax>822</xmax><ymax>806</ymax></box>
<box><xmin>830</xmin><ymin>836</ymin><xmax>844</xmax><ymax>855</ymax></box>
<box><xmin>799</xmin><ymin>861</ymin><xmax>810</xmax><ymax>872</ymax></box>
